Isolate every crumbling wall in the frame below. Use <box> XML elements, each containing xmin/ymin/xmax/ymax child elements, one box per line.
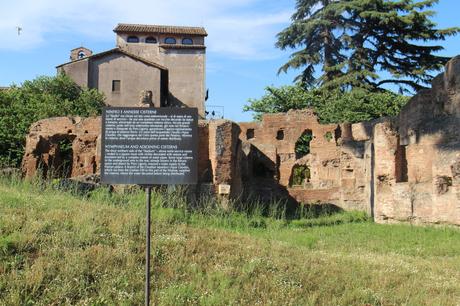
<box><xmin>21</xmin><ymin>117</ymin><xmax>241</xmax><ymax>199</ymax></box>
<box><xmin>234</xmin><ymin>56</ymin><xmax>460</xmax><ymax>225</ymax></box>
<box><xmin>22</xmin><ymin>117</ymin><xmax>101</xmax><ymax>178</ymax></box>
<box><xmin>21</xmin><ymin>56</ymin><xmax>460</xmax><ymax>226</ymax></box>
<box><xmin>206</xmin><ymin>120</ymin><xmax>243</xmax><ymax>207</ymax></box>
<box><xmin>238</xmin><ymin>110</ymin><xmax>367</xmax><ymax>211</ymax></box>
<box><xmin>369</xmin><ymin>56</ymin><xmax>460</xmax><ymax>225</ymax></box>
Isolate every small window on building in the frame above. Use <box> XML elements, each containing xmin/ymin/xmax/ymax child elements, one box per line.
<box><xmin>276</xmin><ymin>130</ymin><xmax>284</xmax><ymax>140</ymax></box>
<box><xmin>182</xmin><ymin>38</ymin><xmax>193</xmax><ymax>45</ymax></box>
<box><xmin>246</xmin><ymin>129</ymin><xmax>255</xmax><ymax>140</ymax></box>
<box><xmin>112</xmin><ymin>80</ymin><xmax>121</xmax><ymax>92</ymax></box>
<box><xmin>78</xmin><ymin>51</ymin><xmax>85</xmax><ymax>59</ymax></box>
<box><xmin>164</xmin><ymin>37</ymin><xmax>176</xmax><ymax>44</ymax></box>
<box><xmin>145</xmin><ymin>37</ymin><xmax>157</xmax><ymax>44</ymax></box>
<box><xmin>127</xmin><ymin>36</ymin><xmax>139</xmax><ymax>43</ymax></box>
<box><xmin>395</xmin><ymin>142</ymin><xmax>408</xmax><ymax>183</ymax></box>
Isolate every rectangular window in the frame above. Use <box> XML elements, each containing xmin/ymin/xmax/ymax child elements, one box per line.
<box><xmin>395</xmin><ymin>141</ymin><xmax>408</xmax><ymax>183</ymax></box>
<box><xmin>246</xmin><ymin>128</ymin><xmax>254</xmax><ymax>140</ymax></box>
<box><xmin>112</xmin><ymin>80</ymin><xmax>121</xmax><ymax>92</ymax></box>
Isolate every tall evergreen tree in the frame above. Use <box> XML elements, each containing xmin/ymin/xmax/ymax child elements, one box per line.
<box><xmin>277</xmin><ymin>0</ymin><xmax>459</xmax><ymax>92</ymax></box>
<box><xmin>277</xmin><ymin>0</ymin><xmax>347</xmax><ymax>87</ymax></box>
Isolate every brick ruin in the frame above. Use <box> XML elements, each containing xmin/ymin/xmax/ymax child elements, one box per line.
<box><xmin>22</xmin><ymin>56</ymin><xmax>460</xmax><ymax>226</ymax></box>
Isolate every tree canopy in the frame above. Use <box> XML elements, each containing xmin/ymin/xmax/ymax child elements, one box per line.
<box><xmin>0</xmin><ymin>75</ymin><xmax>105</xmax><ymax>167</ymax></box>
<box><xmin>276</xmin><ymin>0</ymin><xmax>459</xmax><ymax>92</ymax></box>
<box><xmin>244</xmin><ymin>84</ymin><xmax>409</xmax><ymax>122</ymax></box>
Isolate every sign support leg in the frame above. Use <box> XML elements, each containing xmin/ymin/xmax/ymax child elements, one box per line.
<box><xmin>145</xmin><ymin>186</ymin><xmax>152</xmax><ymax>306</ymax></box>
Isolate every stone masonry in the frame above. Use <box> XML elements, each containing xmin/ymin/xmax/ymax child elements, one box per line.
<box><xmin>22</xmin><ymin>56</ymin><xmax>460</xmax><ymax>226</ymax></box>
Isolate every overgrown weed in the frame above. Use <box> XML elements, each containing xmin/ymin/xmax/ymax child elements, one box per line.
<box><xmin>0</xmin><ymin>175</ymin><xmax>459</xmax><ymax>305</ymax></box>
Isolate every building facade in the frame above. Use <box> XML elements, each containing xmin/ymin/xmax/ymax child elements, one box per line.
<box><xmin>57</xmin><ymin>24</ymin><xmax>207</xmax><ymax>116</ymax></box>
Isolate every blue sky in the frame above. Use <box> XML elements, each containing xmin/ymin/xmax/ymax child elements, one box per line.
<box><xmin>0</xmin><ymin>0</ymin><xmax>459</xmax><ymax>122</ymax></box>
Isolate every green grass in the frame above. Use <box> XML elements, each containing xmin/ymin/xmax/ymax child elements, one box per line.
<box><xmin>0</xmin><ymin>176</ymin><xmax>459</xmax><ymax>305</ymax></box>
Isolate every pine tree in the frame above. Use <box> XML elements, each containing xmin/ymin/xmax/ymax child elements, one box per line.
<box><xmin>277</xmin><ymin>0</ymin><xmax>459</xmax><ymax>92</ymax></box>
<box><xmin>276</xmin><ymin>0</ymin><xmax>347</xmax><ymax>87</ymax></box>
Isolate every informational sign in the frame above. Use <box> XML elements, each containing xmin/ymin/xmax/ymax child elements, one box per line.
<box><xmin>218</xmin><ymin>184</ymin><xmax>231</xmax><ymax>195</ymax></box>
<box><xmin>101</xmin><ymin>107</ymin><xmax>198</xmax><ymax>185</ymax></box>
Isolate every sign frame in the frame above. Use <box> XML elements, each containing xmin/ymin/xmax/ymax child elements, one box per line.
<box><xmin>100</xmin><ymin>106</ymin><xmax>198</xmax><ymax>186</ymax></box>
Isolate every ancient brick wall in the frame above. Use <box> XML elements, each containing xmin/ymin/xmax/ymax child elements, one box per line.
<box><xmin>237</xmin><ymin>110</ymin><xmax>368</xmax><ymax>211</ymax></box>
<box><xmin>22</xmin><ymin>117</ymin><xmax>101</xmax><ymax>179</ymax></box>
<box><xmin>369</xmin><ymin>55</ymin><xmax>460</xmax><ymax>225</ymax></box>
<box><xmin>21</xmin><ymin>56</ymin><xmax>460</xmax><ymax>226</ymax></box>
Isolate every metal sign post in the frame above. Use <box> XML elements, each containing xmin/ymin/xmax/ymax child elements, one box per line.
<box><xmin>100</xmin><ymin>107</ymin><xmax>198</xmax><ymax>305</ymax></box>
<box><xmin>145</xmin><ymin>186</ymin><xmax>152</xmax><ymax>306</ymax></box>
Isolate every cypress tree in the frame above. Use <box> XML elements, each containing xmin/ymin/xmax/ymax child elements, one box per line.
<box><xmin>277</xmin><ymin>0</ymin><xmax>459</xmax><ymax>92</ymax></box>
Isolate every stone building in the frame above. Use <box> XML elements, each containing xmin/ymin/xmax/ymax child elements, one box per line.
<box><xmin>57</xmin><ymin>24</ymin><xmax>207</xmax><ymax>116</ymax></box>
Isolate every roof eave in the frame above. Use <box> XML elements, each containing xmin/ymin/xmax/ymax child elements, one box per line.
<box><xmin>56</xmin><ymin>48</ymin><xmax>168</xmax><ymax>71</ymax></box>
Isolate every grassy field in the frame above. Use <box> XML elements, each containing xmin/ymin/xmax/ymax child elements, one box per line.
<box><xmin>0</xmin><ymin>177</ymin><xmax>459</xmax><ymax>305</ymax></box>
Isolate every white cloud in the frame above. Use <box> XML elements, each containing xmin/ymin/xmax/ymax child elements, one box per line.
<box><xmin>206</xmin><ymin>12</ymin><xmax>292</xmax><ymax>59</ymax></box>
<box><xmin>0</xmin><ymin>0</ymin><xmax>293</xmax><ymax>59</ymax></box>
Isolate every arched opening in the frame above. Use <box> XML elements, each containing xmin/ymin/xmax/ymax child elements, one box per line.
<box><xmin>145</xmin><ymin>36</ymin><xmax>157</xmax><ymax>44</ymax></box>
<box><xmin>164</xmin><ymin>37</ymin><xmax>176</xmax><ymax>44</ymax></box>
<box><xmin>56</xmin><ymin>138</ymin><xmax>74</xmax><ymax>178</ymax></box>
<box><xmin>334</xmin><ymin>126</ymin><xmax>342</xmax><ymax>142</ymax></box>
<box><xmin>289</xmin><ymin>165</ymin><xmax>311</xmax><ymax>187</ymax></box>
<box><xmin>77</xmin><ymin>51</ymin><xmax>85</xmax><ymax>59</ymax></box>
<box><xmin>295</xmin><ymin>130</ymin><xmax>313</xmax><ymax>159</ymax></box>
<box><xmin>182</xmin><ymin>38</ymin><xmax>193</xmax><ymax>45</ymax></box>
<box><xmin>37</xmin><ymin>136</ymin><xmax>74</xmax><ymax>179</ymax></box>
<box><xmin>127</xmin><ymin>36</ymin><xmax>139</xmax><ymax>43</ymax></box>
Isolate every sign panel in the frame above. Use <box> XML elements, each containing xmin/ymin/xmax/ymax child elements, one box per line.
<box><xmin>101</xmin><ymin>107</ymin><xmax>198</xmax><ymax>185</ymax></box>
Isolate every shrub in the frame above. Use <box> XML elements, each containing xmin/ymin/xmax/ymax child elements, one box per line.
<box><xmin>244</xmin><ymin>84</ymin><xmax>410</xmax><ymax>124</ymax></box>
<box><xmin>314</xmin><ymin>89</ymin><xmax>410</xmax><ymax>124</ymax></box>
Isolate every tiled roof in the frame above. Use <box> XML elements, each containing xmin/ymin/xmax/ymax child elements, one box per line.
<box><xmin>56</xmin><ymin>48</ymin><xmax>168</xmax><ymax>71</ymax></box>
<box><xmin>114</xmin><ymin>23</ymin><xmax>208</xmax><ymax>36</ymax></box>
<box><xmin>159</xmin><ymin>44</ymin><xmax>206</xmax><ymax>50</ymax></box>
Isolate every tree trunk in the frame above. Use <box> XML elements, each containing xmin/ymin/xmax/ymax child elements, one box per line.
<box><xmin>322</xmin><ymin>0</ymin><xmax>334</xmax><ymax>82</ymax></box>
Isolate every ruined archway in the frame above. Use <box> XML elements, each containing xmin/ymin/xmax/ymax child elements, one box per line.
<box><xmin>36</xmin><ymin>135</ymin><xmax>75</xmax><ymax>179</ymax></box>
<box><xmin>56</xmin><ymin>137</ymin><xmax>74</xmax><ymax>178</ymax></box>
<box><xmin>289</xmin><ymin>164</ymin><xmax>311</xmax><ymax>187</ymax></box>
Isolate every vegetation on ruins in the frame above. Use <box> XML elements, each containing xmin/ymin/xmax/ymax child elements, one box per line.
<box><xmin>277</xmin><ymin>0</ymin><xmax>459</xmax><ymax>92</ymax></box>
<box><xmin>0</xmin><ymin>74</ymin><xmax>104</xmax><ymax>167</ymax></box>
<box><xmin>0</xmin><ymin>175</ymin><xmax>459</xmax><ymax>304</ymax></box>
<box><xmin>244</xmin><ymin>84</ymin><xmax>409</xmax><ymax>122</ymax></box>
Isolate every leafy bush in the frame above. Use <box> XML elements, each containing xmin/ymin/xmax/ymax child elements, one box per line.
<box><xmin>0</xmin><ymin>75</ymin><xmax>105</xmax><ymax>167</ymax></box>
<box><xmin>244</xmin><ymin>84</ymin><xmax>410</xmax><ymax>123</ymax></box>
<box><xmin>314</xmin><ymin>89</ymin><xmax>410</xmax><ymax>124</ymax></box>
<box><xmin>243</xmin><ymin>84</ymin><xmax>315</xmax><ymax>120</ymax></box>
